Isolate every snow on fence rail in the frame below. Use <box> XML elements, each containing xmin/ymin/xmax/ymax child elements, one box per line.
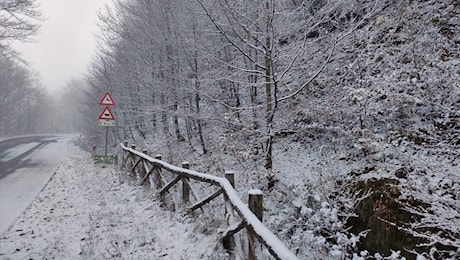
<box><xmin>120</xmin><ymin>142</ymin><xmax>298</xmax><ymax>260</ymax></box>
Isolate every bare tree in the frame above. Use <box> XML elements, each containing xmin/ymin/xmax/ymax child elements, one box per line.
<box><xmin>196</xmin><ymin>0</ymin><xmax>385</xmax><ymax>169</ymax></box>
<box><xmin>87</xmin><ymin>0</ymin><xmax>386</xmax><ymax>168</ymax></box>
<box><xmin>0</xmin><ymin>54</ymin><xmax>47</xmax><ymax>136</ymax></box>
<box><xmin>0</xmin><ymin>0</ymin><xmax>41</xmax><ymax>56</ymax></box>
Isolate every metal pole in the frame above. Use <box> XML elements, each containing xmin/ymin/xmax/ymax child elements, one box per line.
<box><xmin>105</xmin><ymin>126</ymin><xmax>108</xmax><ymax>156</ymax></box>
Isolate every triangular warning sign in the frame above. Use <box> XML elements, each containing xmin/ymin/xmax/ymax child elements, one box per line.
<box><xmin>98</xmin><ymin>106</ymin><xmax>115</xmax><ymax>120</ymax></box>
<box><xmin>99</xmin><ymin>92</ymin><xmax>115</xmax><ymax>106</ymax></box>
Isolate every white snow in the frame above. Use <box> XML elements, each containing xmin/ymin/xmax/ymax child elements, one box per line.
<box><xmin>248</xmin><ymin>189</ymin><xmax>263</xmax><ymax>195</ymax></box>
<box><xmin>122</xmin><ymin>144</ymin><xmax>299</xmax><ymax>259</ymax></box>
<box><xmin>1</xmin><ymin>128</ymin><xmax>458</xmax><ymax>259</ymax></box>
<box><xmin>0</xmin><ymin>141</ymin><xmax>228</xmax><ymax>259</ymax></box>
<box><xmin>0</xmin><ymin>143</ymin><xmax>40</xmax><ymax>162</ymax></box>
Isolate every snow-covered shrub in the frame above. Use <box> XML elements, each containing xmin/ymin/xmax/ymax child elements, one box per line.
<box><xmin>264</xmin><ymin>177</ymin><xmax>366</xmax><ymax>258</ymax></box>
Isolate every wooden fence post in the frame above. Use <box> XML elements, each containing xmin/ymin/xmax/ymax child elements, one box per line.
<box><xmin>223</xmin><ymin>171</ymin><xmax>236</xmax><ymax>250</ymax></box>
<box><xmin>248</xmin><ymin>189</ymin><xmax>263</xmax><ymax>260</ymax></box>
<box><xmin>154</xmin><ymin>154</ymin><xmax>163</xmax><ymax>189</ymax></box>
<box><xmin>128</xmin><ymin>144</ymin><xmax>136</xmax><ymax>175</ymax></box>
<box><xmin>225</xmin><ymin>171</ymin><xmax>235</xmax><ymax>188</ymax></box>
<box><xmin>224</xmin><ymin>171</ymin><xmax>236</xmax><ymax>218</ymax></box>
<box><xmin>181</xmin><ymin>162</ymin><xmax>190</xmax><ymax>204</ymax></box>
<box><xmin>139</xmin><ymin>149</ymin><xmax>148</xmax><ymax>181</ymax></box>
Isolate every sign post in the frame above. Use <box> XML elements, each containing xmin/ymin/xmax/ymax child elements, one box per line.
<box><xmin>95</xmin><ymin>92</ymin><xmax>117</xmax><ymax>164</ymax></box>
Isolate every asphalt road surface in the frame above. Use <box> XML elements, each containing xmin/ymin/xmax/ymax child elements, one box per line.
<box><xmin>0</xmin><ymin>135</ymin><xmax>72</xmax><ymax>235</ymax></box>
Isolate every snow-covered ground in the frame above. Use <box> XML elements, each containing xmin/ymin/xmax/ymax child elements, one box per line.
<box><xmin>1</xmin><ymin>135</ymin><xmax>458</xmax><ymax>259</ymax></box>
<box><xmin>0</xmin><ymin>141</ymin><xmax>228</xmax><ymax>259</ymax></box>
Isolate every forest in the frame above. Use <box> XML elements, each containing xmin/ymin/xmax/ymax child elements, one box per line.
<box><xmin>0</xmin><ymin>0</ymin><xmax>87</xmax><ymax>135</ymax></box>
<box><xmin>1</xmin><ymin>0</ymin><xmax>459</xmax><ymax>259</ymax></box>
<box><xmin>83</xmin><ymin>0</ymin><xmax>459</xmax><ymax>259</ymax></box>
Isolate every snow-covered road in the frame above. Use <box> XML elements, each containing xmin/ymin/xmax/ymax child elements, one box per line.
<box><xmin>0</xmin><ymin>135</ymin><xmax>72</xmax><ymax>235</ymax></box>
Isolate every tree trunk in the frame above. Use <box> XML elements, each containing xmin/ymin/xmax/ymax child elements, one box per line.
<box><xmin>173</xmin><ymin>102</ymin><xmax>184</xmax><ymax>141</ymax></box>
<box><xmin>264</xmin><ymin>1</ymin><xmax>275</xmax><ymax>169</ymax></box>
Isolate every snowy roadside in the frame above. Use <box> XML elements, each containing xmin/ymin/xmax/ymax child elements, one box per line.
<box><xmin>0</xmin><ymin>142</ymin><xmax>226</xmax><ymax>259</ymax></box>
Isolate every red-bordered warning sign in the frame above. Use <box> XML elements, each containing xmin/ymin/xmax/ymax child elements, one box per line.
<box><xmin>99</xmin><ymin>92</ymin><xmax>115</xmax><ymax>106</ymax></box>
<box><xmin>98</xmin><ymin>106</ymin><xmax>115</xmax><ymax>120</ymax></box>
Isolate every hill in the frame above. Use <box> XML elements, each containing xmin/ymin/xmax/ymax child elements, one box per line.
<box><xmin>79</xmin><ymin>0</ymin><xmax>460</xmax><ymax>259</ymax></box>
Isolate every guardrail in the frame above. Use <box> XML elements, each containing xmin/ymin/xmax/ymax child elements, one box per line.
<box><xmin>120</xmin><ymin>142</ymin><xmax>298</xmax><ymax>260</ymax></box>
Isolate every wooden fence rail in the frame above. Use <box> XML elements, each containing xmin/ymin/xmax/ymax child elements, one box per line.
<box><xmin>120</xmin><ymin>142</ymin><xmax>298</xmax><ymax>260</ymax></box>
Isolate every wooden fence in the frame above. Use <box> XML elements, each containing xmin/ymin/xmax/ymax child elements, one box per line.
<box><xmin>120</xmin><ymin>142</ymin><xmax>298</xmax><ymax>260</ymax></box>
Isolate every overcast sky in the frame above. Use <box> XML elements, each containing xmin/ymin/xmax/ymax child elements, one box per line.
<box><xmin>14</xmin><ymin>0</ymin><xmax>112</xmax><ymax>93</ymax></box>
